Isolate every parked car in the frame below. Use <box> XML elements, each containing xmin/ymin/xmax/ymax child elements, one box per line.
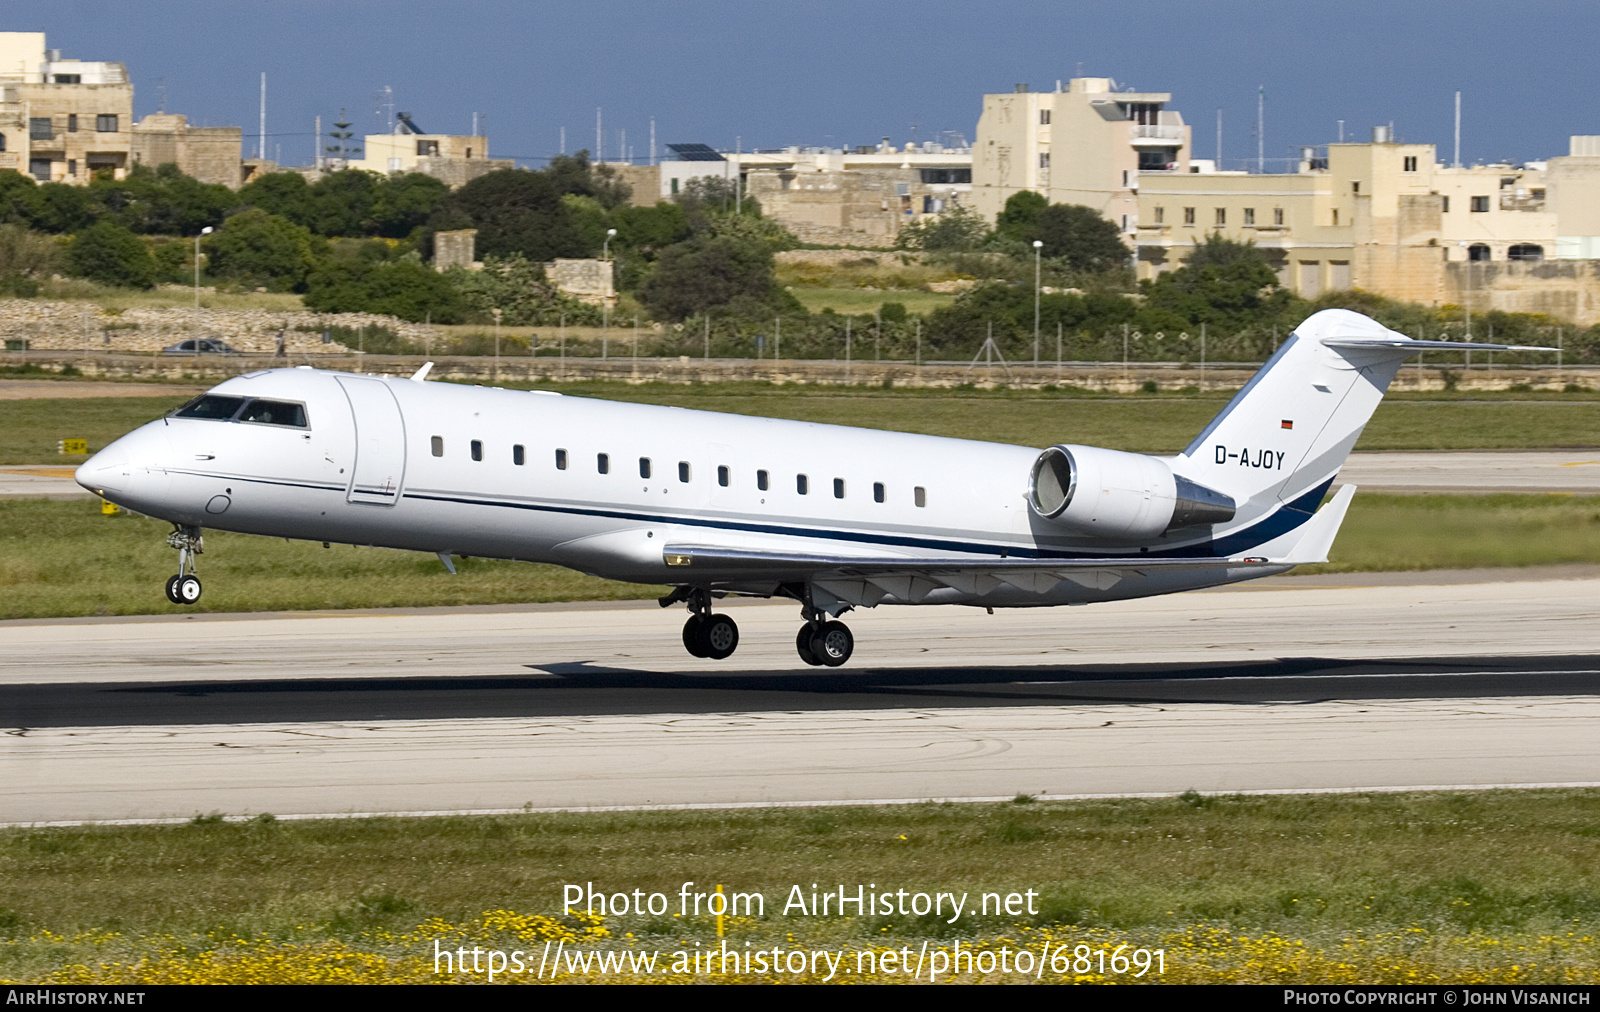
<box><xmin>162</xmin><ymin>339</ymin><xmax>239</xmax><ymax>355</ymax></box>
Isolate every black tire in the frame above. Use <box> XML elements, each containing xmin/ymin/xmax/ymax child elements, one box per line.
<box><xmin>796</xmin><ymin>626</ymin><xmax>821</xmax><ymax>666</ymax></box>
<box><xmin>809</xmin><ymin>620</ymin><xmax>853</xmax><ymax>667</ymax></box>
<box><xmin>682</xmin><ymin>615</ymin><xmax>709</xmax><ymax>657</ymax></box>
<box><xmin>698</xmin><ymin>613</ymin><xmax>739</xmax><ymax>660</ymax></box>
<box><xmin>176</xmin><ymin>574</ymin><xmax>203</xmax><ymax>604</ymax></box>
<box><xmin>164</xmin><ymin>575</ymin><xmax>182</xmax><ymax>604</ymax></box>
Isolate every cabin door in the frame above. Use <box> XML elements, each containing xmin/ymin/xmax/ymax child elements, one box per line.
<box><xmin>337</xmin><ymin>376</ymin><xmax>407</xmax><ymax>506</ymax></box>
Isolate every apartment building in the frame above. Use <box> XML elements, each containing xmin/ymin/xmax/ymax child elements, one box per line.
<box><xmin>0</xmin><ymin>32</ymin><xmax>133</xmax><ymax>184</ymax></box>
<box><xmin>349</xmin><ymin>114</ymin><xmax>510</xmax><ymax>187</ymax></box>
<box><xmin>1135</xmin><ymin>133</ymin><xmax>1559</xmax><ymax>305</ymax></box>
<box><xmin>972</xmin><ymin>77</ymin><xmax>1191</xmax><ymax>237</ymax></box>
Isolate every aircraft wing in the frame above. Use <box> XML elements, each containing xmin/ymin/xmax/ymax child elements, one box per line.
<box><xmin>660</xmin><ymin>485</ymin><xmax>1357</xmax><ymax>600</ymax></box>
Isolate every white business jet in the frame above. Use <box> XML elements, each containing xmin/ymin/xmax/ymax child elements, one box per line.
<box><xmin>75</xmin><ymin>309</ymin><xmax>1535</xmax><ymax>667</ymax></box>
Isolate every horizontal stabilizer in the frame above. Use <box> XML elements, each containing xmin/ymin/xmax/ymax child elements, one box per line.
<box><xmin>1322</xmin><ymin>338</ymin><xmax>1554</xmax><ymax>354</ymax></box>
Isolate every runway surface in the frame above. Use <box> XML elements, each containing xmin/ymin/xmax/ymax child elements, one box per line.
<box><xmin>5</xmin><ymin>572</ymin><xmax>1600</xmax><ymax>823</ymax></box>
<box><xmin>8</xmin><ymin>450</ymin><xmax>1599</xmax><ymax>498</ymax></box>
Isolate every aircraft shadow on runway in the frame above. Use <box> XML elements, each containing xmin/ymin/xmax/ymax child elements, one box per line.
<box><xmin>7</xmin><ymin>654</ymin><xmax>1600</xmax><ymax>728</ymax></box>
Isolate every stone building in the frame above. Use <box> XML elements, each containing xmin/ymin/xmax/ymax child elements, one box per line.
<box><xmin>972</xmin><ymin>77</ymin><xmax>1191</xmax><ymax>237</ymax></box>
<box><xmin>350</xmin><ymin>114</ymin><xmax>511</xmax><ymax>187</ymax></box>
<box><xmin>1134</xmin><ymin>134</ymin><xmax>1564</xmax><ymax>308</ymax></box>
<box><xmin>0</xmin><ymin>32</ymin><xmax>133</xmax><ymax>183</ymax></box>
<box><xmin>130</xmin><ymin>114</ymin><xmax>244</xmax><ymax>188</ymax></box>
<box><xmin>635</xmin><ymin>142</ymin><xmax>972</xmax><ymax>246</ymax></box>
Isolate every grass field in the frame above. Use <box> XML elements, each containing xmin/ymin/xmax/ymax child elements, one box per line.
<box><xmin>2</xmin><ymin>493</ymin><xmax>1598</xmax><ymax>619</ymax></box>
<box><xmin>9</xmin><ymin>384</ymin><xmax>1600</xmax><ymax>467</ymax></box>
<box><xmin>4</xmin><ymin>791</ymin><xmax>1599</xmax><ymax>983</ymax></box>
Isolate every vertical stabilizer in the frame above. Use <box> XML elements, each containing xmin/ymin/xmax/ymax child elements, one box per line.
<box><xmin>1173</xmin><ymin>310</ymin><xmax>1414</xmax><ymax>508</ymax></box>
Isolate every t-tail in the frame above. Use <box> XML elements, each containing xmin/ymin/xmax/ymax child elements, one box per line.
<box><xmin>1173</xmin><ymin>308</ymin><xmax>1547</xmax><ymax>515</ymax></box>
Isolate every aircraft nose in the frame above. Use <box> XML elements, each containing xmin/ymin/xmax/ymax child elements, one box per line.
<box><xmin>76</xmin><ymin>424</ymin><xmax>169</xmax><ymax>497</ymax></box>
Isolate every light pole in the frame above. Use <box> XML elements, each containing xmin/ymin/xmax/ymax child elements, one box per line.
<box><xmin>1032</xmin><ymin>239</ymin><xmax>1044</xmax><ymax>366</ymax></box>
<box><xmin>601</xmin><ymin>228</ymin><xmax>617</xmax><ymax>358</ymax></box>
<box><xmin>193</xmin><ymin>226</ymin><xmax>213</xmax><ymax>347</ymax></box>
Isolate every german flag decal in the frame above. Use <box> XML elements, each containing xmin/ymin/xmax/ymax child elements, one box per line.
<box><xmin>1281</xmin><ymin>419</ymin><xmax>1294</xmax><ymax>429</ymax></box>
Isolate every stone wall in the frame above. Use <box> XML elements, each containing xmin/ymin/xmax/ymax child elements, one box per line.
<box><xmin>412</xmin><ymin>155</ymin><xmax>513</xmax><ymax>188</ymax></box>
<box><xmin>5</xmin><ymin>346</ymin><xmax>1591</xmax><ymax>394</ymax></box>
<box><xmin>1444</xmin><ymin>260</ymin><xmax>1600</xmax><ymax>327</ymax></box>
<box><xmin>0</xmin><ymin>301</ymin><xmax>439</xmax><ymax>354</ymax></box>
<box><xmin>545</xmin><ymin>259</ymin><xmax>614</xmax><ymax>306</ymax></box>
<box><xmin>433</xmin><ymin>229</ymin><xmax>478</xmax><ymax>272</ymax></box>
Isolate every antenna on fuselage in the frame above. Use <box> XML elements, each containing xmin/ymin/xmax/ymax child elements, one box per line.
<box><xmin>410</xmin><ymin>361</ymin><xmax>434</xmax><ymax>382</ymax></box>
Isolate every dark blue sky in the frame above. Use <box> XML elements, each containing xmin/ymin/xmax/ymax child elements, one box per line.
<box><xmin>20</xmin><ymin>1</ymin><xmax>1600</xmax><ymax>170</ymax></box>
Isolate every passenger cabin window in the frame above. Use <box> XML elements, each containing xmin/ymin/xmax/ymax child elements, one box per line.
<box><xmin>597</xmin><ymin>453</ymin><xmax>610</xmax><ymax>474</ymax></box>
<box><xmin>717</xmin><ymin>465</ymin><xmax>730</xmax><ymax>487</ymax></box>
<box><xmin>470</xmin><ymin>440</ymin><xmax>483</xmax><ymax>461</ymax></box>
<box><xmin>237</xmin><ymin>399</ymin><xmax>308</xmax><ymax>428</ymax></box>
<box><xmin>833</xmin><ymin>478</ymin><xmax>845</xmax><ymax>499</ymax></box>
<box><xmin>173</xmin><ymin>395</ymin><xmax>246</xmax><ymax>420</ymax></box>
<box><xmin>757</xmin><ymin>469</ymin><xmax>769</xmax><ymax>491</ymax></box>
<box><xmin>639</xmin><ymin>457</ymin><xmax>652</xmax><ymax>479</ymax></box>
<box><xmin>914</xmin><ymin>486</ymin><xmax>927</xmax><ymax>508</ymax></box>
<box><xmin>796</xmin><ymin>474</ymin><xmax>809</xmax><ymax>495</ymax></box>
<box><xmin>555</xmin><ymin>448</ymin><xmax>568</xmax><ymax>470</ymax></box>
<box><xmin>431</xmin><ymin>436</ymin><xmax>444</xmax><ymax>457</ymax></box>
<box><xmin>513</xmin><ymin>444</ymin><xmax>525</xmax><ymax>466</ymax></box>
<box><xmin>678</xmin><ymin>461</ymin><xmax>691</xmax><ymax>483</ymax></box>
<box><xmin>873</xmin><ymin>482</ymin><xmax>885</xmax><ymax>503</ymax></box>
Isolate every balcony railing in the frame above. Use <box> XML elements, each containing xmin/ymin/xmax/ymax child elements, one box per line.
<box><xmin>1130</xmin><ymin>124</ymin><xmax>1185</xmax><ymax>143</ymax></box>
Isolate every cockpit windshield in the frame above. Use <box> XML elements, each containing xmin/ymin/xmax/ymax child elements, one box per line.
<box><xmin>238</xmin><ymin>399</ymin><xmax>308</xmax><ymax>428</ymax></box>
<box><xmin>170</xmin><ymin>395</ymin><xmax>309</xmax><ymax>428</ymax></box>
<box><xmin>172</xmin><ymin>395</ymin><xmax>246</xmax><ymax>420</ymax></box>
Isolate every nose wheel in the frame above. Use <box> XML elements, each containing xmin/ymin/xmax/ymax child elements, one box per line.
<box><xmin>164</xmin><ymin>525</ymin><xmax>204</xmax><ymax>605</ymax></box>
<box><xmin>164</xmin><ymin>574</ymin><xmax>203</xmax><ymax>604</ymax></box>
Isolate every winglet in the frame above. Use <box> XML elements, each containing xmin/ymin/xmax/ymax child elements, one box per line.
<box><xmin>1282</xmin><ymin>484</ymin><xmax>1357</xmax><ymax>565</ymax></box>
<box><xmin>411</xmin><ymin>361</ymin><xmax>434</xmax><ymax>382</ymax></box>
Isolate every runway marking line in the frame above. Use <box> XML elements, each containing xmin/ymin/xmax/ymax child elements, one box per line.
<box><xmin>3</xmin><ymin>467</ymin><xmax>78</xmax><ymax>478</ymax></box>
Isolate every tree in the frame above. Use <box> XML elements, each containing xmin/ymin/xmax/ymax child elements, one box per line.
<box><xmin>636</xmin><ymin>235</ymin><xmax>785</xmax><ymax>321</ymax></box>
<box><xmin>236</xmin><ymin>171</ymin><xmax>317</xmax><ymax>228</ymax></box>
<box><xmin>96</xmin><ymin>164</ymin><xmax>234</xmax><ymax>236</ymax></box>
<box><xmin>1033</xmin><ymin>204</ymin><xmax>1129</xmax><ymax>273</ymax></box>
<box><xmin>894</xmin><ymin>204</ymin><xmax>990</xmax><ymax>252</ymax></box>
<box><xmin>0</xmin><ymin>223</ymin><xmax>61</xmax><ymax>281</ymax></box>
<box><xmin>204</xmin><ymin>208</ymin><xmax>322</xmax><ymax>291</ymax></box>
<box><xmin>426</xmin><ymin>167</ymin><xmax>589</xmax><ymax>262</ymax></box>
<box><xmin>372</xmin><ymin>172</ymin><xmax>449</xmax><ymax>238</ymax></box>
<box><xmin>448</xmin><ymin>254</ymin><xmax>602</xmax><ymax>326</ymax></box>
<box><xmin>0</xmin><ymin>171</ymin><xmax>42</xmax><ymax>227</ymax></box>
<box><xmin>995</xmin><ymin>190</ymin><xmax>1048</xmax><ymax>242</ymax></box>
<box><xmin>310</xmin><ymin>169</ymin><xmax>382</xmax><ymax>237</ymax></box>
<box><xmin>65</xmin><ymin>220</ymin><xmax>156</xmax><ymax>288</ymax></box>
<box><xmin>1143</xmin><ymin>234</ymin><xmax>1294</xmax><ymax>329</ymax></box>
<box><xmin>303</xmin><ymin>256</ymin><xmax>465</xmax><ymax>322</ymax></box>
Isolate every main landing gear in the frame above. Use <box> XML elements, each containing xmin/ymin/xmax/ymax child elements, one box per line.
<box><xmin>163</xmin><ymin>525</ymin><xmax>203</xmax><ymax>605</ymax></box>
<box><xmin>796</xmin><ymin>600</ymin><xmax>853</xmax><ymax>667</ymax></box>
<box><xmin>659</xmin><ymin>586</ymin><xmax>854</xmax><ymax>666</ymax></box>
<box><xmin>676</xmin><ymin>589</ymin><xmax>740</xmax><ymax>661</ymax></box>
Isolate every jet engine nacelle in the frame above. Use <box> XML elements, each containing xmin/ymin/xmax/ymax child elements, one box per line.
<box><xmin>1028</xmin><ymin>444</ymin><xmax>1236</xmax><ymax>540</ymax></box>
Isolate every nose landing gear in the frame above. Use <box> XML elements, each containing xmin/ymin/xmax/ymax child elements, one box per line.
<box><xmin>164</xmin><ymin>525</ymin><xmax>203</xmax><ymax>605</ymax></box>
